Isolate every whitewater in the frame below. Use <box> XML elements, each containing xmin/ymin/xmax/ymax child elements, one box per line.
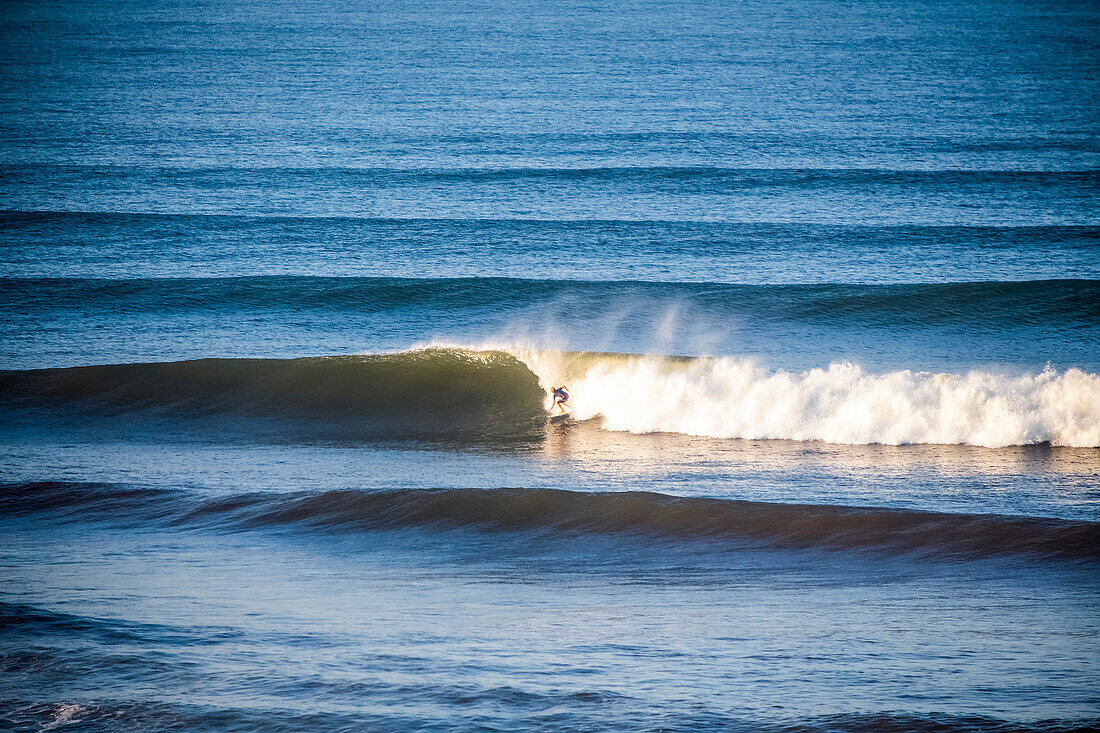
<box><xmin>426</xmin><ymin>345</ymin><xmax>1100</xmax><ymax>448</ymax></box>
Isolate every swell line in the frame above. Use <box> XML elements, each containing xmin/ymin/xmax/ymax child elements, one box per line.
<box><xmin>4</xmin><ymin>277</ymin><xmax>1098</xmax><ymax>329</ymax></box>
<box><xmin>2</xmin><ymin>482</ymin><xmax>1096</xmax><ymax>562</ymax></box>
<box><xmin>5</xmin><ymin>210</ymin><xmax>1100</xmax><ymax>228</ymax></box>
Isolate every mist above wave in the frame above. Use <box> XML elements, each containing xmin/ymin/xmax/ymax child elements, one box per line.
<box><xmin>516</xmin><ymin>349</ymin><xmax>1100</xmax><ymax>448</ymax></box>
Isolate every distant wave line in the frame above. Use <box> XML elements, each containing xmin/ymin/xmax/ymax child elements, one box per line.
<box><xmin>5</xmin><ymin>210</ymin><xmax>1100</xmax><ymax>230</ymax></box>
<box><xmin>3</xmin><ymin>164</ymin><xmax>1099</xmax><ymax>178</ymax></box>
<box><xmin>2</xmin><ymin>482</ymin><xmax>1096</xmax><ymax>562</ymax></box>
<box><xmin>4</xmin><ymin>278</ymin><xmax>1097</xmax><ymax>333</ymax></box>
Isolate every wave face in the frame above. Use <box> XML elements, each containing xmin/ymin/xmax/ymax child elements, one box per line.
<box><xmin>4</xmin><ymin>482</ymin><xmax>1097</xmax><ymax>562</ymax></box>
<box><xmin>3</xmin><ymin>347</ymin><xmax>1099</xmax><ymax>447</ymax></box>
<box><xmin>0</xmin><ymin>350</ymin><xmax>544</xmax><ymax>442</ymax></box>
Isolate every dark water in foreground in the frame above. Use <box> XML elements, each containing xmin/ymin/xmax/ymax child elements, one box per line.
<box><xmin>2</xmin><ymin>0</ymin><xmax>1099</xmax><ymax>730</ymax></box>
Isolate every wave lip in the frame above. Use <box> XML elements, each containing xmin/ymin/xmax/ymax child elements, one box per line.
<box><xmin>4</xmin><ymin>483</ymin><xmax>1097</xmax><ymax>562</ymax></box>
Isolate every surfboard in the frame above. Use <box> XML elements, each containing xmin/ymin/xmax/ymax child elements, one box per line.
<box><xmin>549</xmin><ymin>412</ymin><xmax>572</xmax><ymax>423</ymax></box>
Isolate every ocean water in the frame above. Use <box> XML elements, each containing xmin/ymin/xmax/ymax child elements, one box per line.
<box><xmin>1</xmin><ymin>0</ymin><xmax>1099</xmax><ymax>731</ymax></box>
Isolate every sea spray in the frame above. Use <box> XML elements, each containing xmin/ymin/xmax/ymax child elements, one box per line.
<box><xmin>5</xmin><ymin>347</ymin><xmax>1100</xmax><ymax>447</ymax></box>
<box><xmin>507</xmin><ymin>348</ymin><xmax>1100</xmax><ymax>448</ymax></box>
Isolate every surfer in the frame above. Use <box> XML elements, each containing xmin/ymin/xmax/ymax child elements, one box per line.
<box><xmin>551</xmin><ymin>385</ymin><xmax>569</xmax><ymax>414</ymax></box>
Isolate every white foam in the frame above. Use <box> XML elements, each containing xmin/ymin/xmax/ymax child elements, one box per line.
<box><xmin>42</xmin><ymin>703</ymin><xmax>88</xmax><ymax>730</ymax></box>
<box><xmin>511</xmin><ymin>349</ymin><xmax>1100</xmax><ymax>448</ymax></box>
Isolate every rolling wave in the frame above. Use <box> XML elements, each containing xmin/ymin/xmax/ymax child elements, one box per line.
<box><xmin>2</xmin><ymin>347</ymin><xmax>1099</xmax><ymax>447</ymax></box>
<box><xmin>0</xmin><ymin>350</ymin><xmax>544</xmax><ymax>442</ymax></box>
<box><xmin>3</xmin><ymin>482</ymin><xmax>1097</xmax><ymax>561</ymax></box>
<box><xmin>4</xmin><ymin>277</ymin><xmax>1098</xmax><ymax>330</ymax></box>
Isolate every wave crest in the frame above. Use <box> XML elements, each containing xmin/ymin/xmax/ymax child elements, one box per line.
<box><xmin>3</xmin><ymin>347</ymin><xmax>1099</xmax><ymax>447</ymax></box>
<box><xmin>514</xmin><ymin>350</ymin><xmax>1100</xmax><ymax>448</ymax></box>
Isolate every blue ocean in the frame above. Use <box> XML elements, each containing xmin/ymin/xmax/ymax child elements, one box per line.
<box><xmin>1</xmin><ymin>0</ymin><xmax>1098</xmax><ymax>731</ymax></box>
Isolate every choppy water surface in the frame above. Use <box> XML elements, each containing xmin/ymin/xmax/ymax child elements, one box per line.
<box><xmin>1</xmin><ymin>0</ymin><xmax>1098</xmax><ymax>731</ymax></box>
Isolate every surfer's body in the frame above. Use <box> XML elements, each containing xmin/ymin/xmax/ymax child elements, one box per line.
<box><xmin>551</xmin><ymin>385</ymin><xmax>569</xmax><ymax>414</ymax></box>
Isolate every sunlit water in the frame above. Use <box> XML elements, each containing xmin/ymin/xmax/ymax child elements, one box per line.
<box><xmin>1</xmin><ymin>0</ymin><xmax>1098</xmax><ymax>730</ymax></box>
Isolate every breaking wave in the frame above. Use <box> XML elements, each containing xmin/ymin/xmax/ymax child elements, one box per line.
<box><xmin>513</xmin><ymin>349</ymin><xmax>1100</xmax><ymax>448</ymax></box>
<box><xmin>2</xmin><ymin>347</ymin><xmax>1099</xmax><ymax>447</ymax></box>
